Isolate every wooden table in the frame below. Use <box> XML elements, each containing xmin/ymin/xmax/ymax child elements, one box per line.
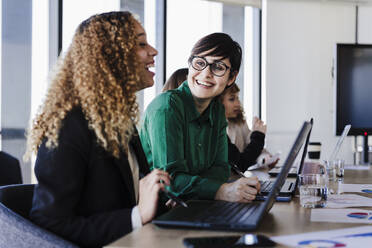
<box><xmin>106</xmin><ymin>167</ymin><xmax>372</xmax><ymax>248</ymax></box>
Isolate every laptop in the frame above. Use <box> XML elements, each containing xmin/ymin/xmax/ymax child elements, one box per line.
<box><xmin>257</xmin><ymin>118</ymin><xmax>313</xmax><ymax>199</ymax></box>
<box><xmin>269</xmin><ymin>123</ymin><xmax>351</xmax><ymax>178</ymax></box>
<box><xmin>153</xmin><ymin>121</ymin><xmax>312</xmax><ymax>231</ymax></box>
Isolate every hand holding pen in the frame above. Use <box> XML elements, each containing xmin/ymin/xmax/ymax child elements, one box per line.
<box><xmin>231</xmin><ymin>162</ymin><xmax>246</xmax><ymax>178</ymax></box>
<box><xmin>160</xmin><ymin>167</ymin><xmax>188</xmax><ymax>208</ymax></box>
<box><xmin>214</xmin><ymin>163</ymin><xmax>261</xmax><ymax>203</ymax></box>
<box><xmin>231</xmin><ymin>162</ymin><xmax>262</xmax><ymax>189</ymax></box>
<box><xmin>138</xmin><ymin>169</ymin><xmax>171</xmax><ymax>224</ymax></box>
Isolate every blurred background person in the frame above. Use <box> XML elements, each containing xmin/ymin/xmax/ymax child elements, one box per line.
<box><xmin>161</xmin><ymin>68</ymin><xmax>188</xmax><ymax>92</ymax></box>
<box><xmin>220</xmin><ymin>84</ymin><xmax>278</xmax><ymax>172</ymax></box>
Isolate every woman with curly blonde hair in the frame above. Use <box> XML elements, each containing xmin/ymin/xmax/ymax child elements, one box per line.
<box><xmin>26</xmin><ymin>11</ymin><xmax>170</xmax><ymax>247</ymax></box>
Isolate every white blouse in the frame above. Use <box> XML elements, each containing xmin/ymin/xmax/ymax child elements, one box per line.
<box><xmin>227</xmin><ymin>120</ymin><xmax>270</xmax><ymax>166</ymax></box>
<box><xmin>226</xmin><ymin>121</ymin><xmax>251</xmax><ymax>153</ymax></box>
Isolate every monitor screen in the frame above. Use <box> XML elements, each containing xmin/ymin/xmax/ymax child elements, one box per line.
<box><xmin>336</xmin><ymin>44</ymin><xmax>372</xmax><ymax>136</ymax></box>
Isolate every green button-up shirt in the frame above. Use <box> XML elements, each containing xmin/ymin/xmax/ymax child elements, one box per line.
<box><xmin>139</xmin><ymin>81</ymin><xmax>230</xmax><ymax>200</ymax></box>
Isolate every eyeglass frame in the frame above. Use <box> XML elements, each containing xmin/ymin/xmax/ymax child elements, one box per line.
<box><xmin>188</xmin><ymin>55</ymin><xmax>231</xmax><ymax>77</ymax></box>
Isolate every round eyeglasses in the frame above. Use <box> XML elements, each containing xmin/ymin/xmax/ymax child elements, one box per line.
<box><xmin>189</xmin><ymin>56</ymin><xmax>230</xmax><ymax>77</ymax></box>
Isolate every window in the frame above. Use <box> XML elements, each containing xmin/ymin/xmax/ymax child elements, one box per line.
<box><xmin>166</xmin><ymin>0</ymin><xmax>223</xmax><ymax>79</ymax></box>
<box><xmin>62</xmin><ymin>0</ymin><xmax>120</xmax><ymax>53</ymax></box>
<box><xmin>166</xmin><ymin>0</ymin><xmax>261</xmax><ymax>125</ymax></box>
<box><xmin>31</xmin><ymin>0</ymin><xmax>49</xmax><ymax>122</ymax></box>
<box><xmin>244</xmin><ymin>6</ymin><xmax>261</xmax><ymax>126</ymax></box>
<box><xmin>143</xmin><ymin>0</ymin><xmax>157</xmax><ymax>110</ymax></box>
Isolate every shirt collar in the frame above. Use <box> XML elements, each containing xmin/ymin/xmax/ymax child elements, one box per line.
<box><xmin>177</xmin><ymin>81</ymin><xmax>215</xmax><ymax>126</ymax></box>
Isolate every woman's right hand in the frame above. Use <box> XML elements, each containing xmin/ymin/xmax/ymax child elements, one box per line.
<box><xmin>138</xmin><ymin>169</ymin><xmax>171</xmax><ymax>224</ymax></box>
<box><xmin>215</xmin><ymin>177</ymin><xmax>260</xmax><ymax>203</ymax></box>
<box><xmin>252</xmin><ymin>116</ymin><xmax>267</xmax><ymax>134</ymax></box>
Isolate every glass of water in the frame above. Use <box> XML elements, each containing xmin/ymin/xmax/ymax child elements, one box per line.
<box><xmin>324</xmin><ymin>160</ymin><xmax>336</xmax><ymax>182</ymax></box>
<box><xmin>298</xmin><ymin>174</ymin><xmax>327</xmax><ymax>208</ymax></box>
<box><xmin>334</xmin><ymin>159</ymin><xmax>345</xmax><ymax>177</ymax></box>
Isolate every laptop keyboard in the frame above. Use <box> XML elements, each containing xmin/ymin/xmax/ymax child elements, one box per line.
<box><xmin>194</xmin><ymin>201</ymin><xmax>259</xmax><ymax>224</ymax></box>
<box><xmin>260</xmin><ymin>180</ymin><xmax>274</xmax><ymax>192</ymax></box>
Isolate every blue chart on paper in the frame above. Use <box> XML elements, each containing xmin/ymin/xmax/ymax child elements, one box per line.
<box><xmin>336</xmin><ymin>232</ymin><xmax>372</xmax><ymax>239</ymax></box>
<box><xmin>298</xmin><ymin>239</ymin><xmax>346</xmax><ymax>247</ymax></box>
<box><xmin>347</xmin><ymin>212</ymin><xmax>369</xmax><ymax>219</ymax></box>
<box><xmin>292</xmin><ymin>230</ymin><xmax>372</xmax><ymax>248</ymax></box>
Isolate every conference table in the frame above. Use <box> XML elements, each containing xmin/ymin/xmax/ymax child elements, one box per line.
<box><xmin>106</xmin><ymin>167</ymin><xmax>372</xmax><ymax>248</ymax></box>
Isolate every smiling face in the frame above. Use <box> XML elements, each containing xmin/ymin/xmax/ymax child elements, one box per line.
<box><xmin>187</xmin><ymin>52</ymin><xmax>237</xmax><ymax>104</ymax></box>
<box><xmin>222</xmin><ymin>91</ymin><xmax>241</xmax><ymax>119</ymax></box>
<box><xmin>134</xmin><ymin>21</ymin><xmax>158</xmax><ymax>90</ymax></box>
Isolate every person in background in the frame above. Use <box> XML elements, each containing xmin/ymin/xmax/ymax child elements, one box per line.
<box><xmin>140</xmin><ymin>33</ymin><xmax>260</xmax><ymax>204</ymax></box>
<box><xmin>220</xmin><ymin>84</ymin><xmax>278</xmax><ymax>172</ymax></box>
<box><xmin>25</xmin><ymin>11</ymin><xmax>170</xmax><ymax>247</ymax></box>
<box><xmin>162</xmin><ymin>68</ymin><xmax>188</xmax><ymax>92</ymax></box>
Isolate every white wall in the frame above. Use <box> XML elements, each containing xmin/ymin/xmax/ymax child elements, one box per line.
<box><xmin>359</xmin><ymin>6</ymin><xmax>372</xmax><ymax>43</ymax></box>
<box><xmin>262</xmin><ymin>0</ymin><xmax>372</xmax><ymax>164</ymax></box>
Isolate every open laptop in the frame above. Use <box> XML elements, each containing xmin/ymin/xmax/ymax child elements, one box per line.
<box><xmin>258</xmin><ymin>118</ymin><xmax>313</xmax><ymax>199</ymax></box>
<box><xmin>153</xmin><ymin>121</ymin><xmax>312</xmax><ymax>231</ymax></box>
<box><xmin>269</xmin><ymin>123</ymin><xmax>351</xmax><ymax>178</ymax></box>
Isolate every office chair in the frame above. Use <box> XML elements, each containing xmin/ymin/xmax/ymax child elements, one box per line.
<box><xmin>0</xmin><ymin>151</ymin><xmax>22</xmax><ymax>186</ymax></box>
<box><xmin>0</xmin><ymin>184</ymin><xmax>79</xmax><ymax>248</ymax></box>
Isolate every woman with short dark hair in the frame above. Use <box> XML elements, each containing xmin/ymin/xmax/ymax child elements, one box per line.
<box><xmin>140</xmin><ymin>33</ymin><xmax>260</xmax><ymax>204</ymax></box>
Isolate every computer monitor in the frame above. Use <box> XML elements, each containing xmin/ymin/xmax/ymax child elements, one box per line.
<box><xmin>335</xmin><ymin>43</ymin><xmax>372</xmax><ymax>164</ymax></box>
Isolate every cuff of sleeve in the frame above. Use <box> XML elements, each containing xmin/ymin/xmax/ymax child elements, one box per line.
<box><xmin>199</xmin><ymin>179</ymin><xmax>224</xmax><ymax>200</ymax></box>
<box><xmin>257</xmin><ymin>151</ymin><xmax>271</xmax><ymax>166</ymax></box>
<box><xmin>251</xmin><ymin>131</ymin><xmax>265</xmax><ymax>139</ymax></box>
<box><xmin>131</xmin><ymin>206</ymin><xmax>143</xmax><ymax>230</ymax></box>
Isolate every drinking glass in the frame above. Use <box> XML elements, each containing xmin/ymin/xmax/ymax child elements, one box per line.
<box><xmin>324</xmin><ymin>160</ymin><xmax>336</xmax><ymax>182</ymax></box>
<box><xmin>334</xmin><ymin>159</ymin><xmax>345</xmax><ymax>177</ymax></box>
<box><xmin>298</xmin><ymin>174</ymin><xmax>327</xmax><ymax>208</ymax></box>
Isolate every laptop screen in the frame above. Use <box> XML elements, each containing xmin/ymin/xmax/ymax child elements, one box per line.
<box><xmin>263</xmin><ymin>121</ymin><xmax>312</xmax><ymax>213</ymax></box>
<box><xmin>292</xmin><ymin>118</ymin><xmax>313</xmax><ymax>193</ymax></box>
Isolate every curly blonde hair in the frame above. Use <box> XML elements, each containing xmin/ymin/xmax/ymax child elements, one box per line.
<box><xmin>25</xmin><ymin>11</ymin><xmax>141</xmax><ymax>160</ymax></box>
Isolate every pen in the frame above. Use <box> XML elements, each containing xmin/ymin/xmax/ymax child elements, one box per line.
<box><xmin>163</xmin><ymin>188</ymin><xmax>188</xmax><ymax>208</ymax></box>
<box><xmin>160</xmin><ymin>168</ymin><xmax>188</xmax><ymax>208</ymax></box>
<box><xmin>230</xmin><ymin>162</ymin><xmax>262</xmax><ymax>194</ymax></box>
<box><xmin>230</xmin><ymin>162</ymin><xmax>246</xmax><ymax>178</ymax></box>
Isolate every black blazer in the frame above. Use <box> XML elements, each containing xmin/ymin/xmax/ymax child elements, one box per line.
<box><xmin>228</xmin><ymin>131</ymin><xmax>265</xmax><ymax>172</ymax></box>
<box><xmin>30</xmin><ymin>108</ymin><xmax>148</xmax><ymax>248</ymax></box>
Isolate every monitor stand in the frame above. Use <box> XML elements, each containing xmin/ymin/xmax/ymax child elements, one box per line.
<box><xmin>361</xmin><ymin>134</ymin><xmax>370</xmax><ymax>165</ymax></box>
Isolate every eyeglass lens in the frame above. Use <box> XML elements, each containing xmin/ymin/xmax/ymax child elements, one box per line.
<box><xmin>191</xmin><ymin>57</ymin><xmax>227</xmax><ymax>77</ymax></box>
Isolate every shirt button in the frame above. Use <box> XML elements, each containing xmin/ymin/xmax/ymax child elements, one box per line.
<box><xmin>198</xmin><ymin>143</ymin><xmax>202</xmax><ymax>148</ymax></box>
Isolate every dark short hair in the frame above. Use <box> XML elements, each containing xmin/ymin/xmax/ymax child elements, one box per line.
<box><xmin>188</xmin><ymin>33</ymin><xmax>242</xmax><ymax>79</ymax></box>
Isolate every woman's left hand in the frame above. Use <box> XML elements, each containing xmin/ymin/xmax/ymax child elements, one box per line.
<box><xmin>261</xmin><ymin>153</ymin><xmax>280</xmax><ymax>169</ymax></box>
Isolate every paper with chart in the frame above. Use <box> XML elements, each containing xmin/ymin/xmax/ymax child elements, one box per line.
<box><xmin>345</xmin><ymin>165</ymin><xmax>370</xmax><ymax>170</ymax></box>
<box><xmin>272</xmin><ymin>226</ymin><xmax>372</xmax><ymax>248</ymax></box>
<box><xmin>311</xmin><ymin>208</ymin><xmax>372</xmax><ymax>224</ymax></box>
<box><xmin>325</xmin><ymin>194</ymin><xmax>372</xmax><ymax>208</ymax></box>
<box><xmin>340</xmin><ymin>184</ymin><xmax>372</xmax><ymax>194</ymax></box>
